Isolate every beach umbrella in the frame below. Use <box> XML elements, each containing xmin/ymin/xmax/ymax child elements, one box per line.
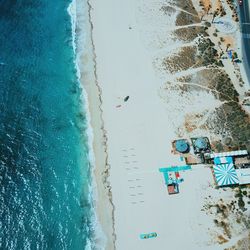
<box><xmin>213</xmin><ymin>163</ymin><xmax>239</xmax><ymax>186</ymax></box>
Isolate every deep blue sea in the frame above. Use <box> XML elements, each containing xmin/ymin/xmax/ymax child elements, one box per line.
<box><xmin>0</xmin><ymin>0</ymin><xmax>96</xmax><ymax>249</ymax></box>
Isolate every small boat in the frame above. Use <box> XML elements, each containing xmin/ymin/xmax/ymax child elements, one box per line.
<box><xmin>124</xmin><ymin>96</ymin><xmax>129</xmax><ymax>102</ymax></box>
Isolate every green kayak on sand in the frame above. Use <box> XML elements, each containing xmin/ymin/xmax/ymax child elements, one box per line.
<box><xmin>140</xmin><ymin>232</ymin><xmax>157</xmax><ymax>239</ymax></box>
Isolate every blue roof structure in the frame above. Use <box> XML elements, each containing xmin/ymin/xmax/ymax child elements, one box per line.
<box><xmin>213</xmin><ymin>163</ymin><xmax>239</xmax><ymax>186</ymax></box>
<box><xmin>175</xmin><ymin>140</ymin><xmax>189</xmax><ymax>153</ymax></box>
<box><xmin>214</xmin><ymin>156</ymin><xmax>233</xmax><ymax>165</ymax></box>
<box><xmin>194</xmin><ymin>138</ymin><xmax>208</xmax><ymax>150</ymax></box>
<box><xmin>159</xmin><ymin>165</ymin><xmax>191</xmax><ymax>173</ymax></box>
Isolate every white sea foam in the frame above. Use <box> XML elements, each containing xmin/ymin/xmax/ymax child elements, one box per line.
<box><xmin>67</xmin><ymin>0</ymin><xmax>106</xmax><ymax>249</ymax></box>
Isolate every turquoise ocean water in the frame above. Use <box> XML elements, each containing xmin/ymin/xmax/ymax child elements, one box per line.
<box><xmin>0</xmin><ymin>0</ymin><xmax>99</xmax><ymax>249</ymax></box>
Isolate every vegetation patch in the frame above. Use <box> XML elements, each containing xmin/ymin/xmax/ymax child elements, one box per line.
<box><xmin>202</xmin><ymin>195</ymin><xmax>250</xmax><ymax>244</ymax></box>
<box><xmin>160</xmin><ymin>5</ymin><xmax>176</xmax><ymax>16</ymax></box>
<box><xmin>163</xmin><ymin>46</ymin><xmax>198</xmax><ymax>73</ymax></box>
<box><xmin>176</xmin><ymin>11</ymin><xmax>200</xmax><ymax>26</ymax></box>
<box><xmin>209</xmin><ymin>103</ymin><xmax>250</xmax><ymax>147</ymax></box>
<box><xmin>174</xmin><ymin>26</ymin><xmax>208</xmax><ymax>42</ymax></box>
<box><xmin>196</xmin><ymin>37</ymin><xmax>223</xmax><ymax>67</ymax></box>
<box><xmin>174</xmin><ymin>0</ymin><xmax>198</xmax><ymax>15</ymax></box>
<box><xmin>224</xmin><ymin>233</ymin><xmax>250</xmax><ymax>250</ymax></box>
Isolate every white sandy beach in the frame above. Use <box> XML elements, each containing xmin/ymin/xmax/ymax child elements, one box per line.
<box><xmin>86</xmin><ymin>0</ymin><xmax>250</xmax><ymax>249</ymax></box>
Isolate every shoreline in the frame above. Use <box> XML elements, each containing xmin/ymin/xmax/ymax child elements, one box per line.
<box><xmin>73</xmin><ymin>0</ymin><xmax>116</xmax><ymax>249</ymax></box>
<box><xmin>85</xmin><ymin>0</ymin><xmax>116</xmax><ymax>248</ymax></box>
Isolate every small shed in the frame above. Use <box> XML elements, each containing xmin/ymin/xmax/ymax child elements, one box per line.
<box><xmin>213</xmin><ymin>163</ymin><xmax>239</xmax><ymax>186</ymax></box>
<box><xmin>214</xmin><ymin>156</ymin><xmax>233</xmax><ymax>165</ymax></box>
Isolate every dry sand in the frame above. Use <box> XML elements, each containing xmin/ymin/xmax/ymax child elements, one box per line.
<box><xmin>85</xmin><ymin>0</ymin><xmax>250</xmax><ymax>249</ymax></box>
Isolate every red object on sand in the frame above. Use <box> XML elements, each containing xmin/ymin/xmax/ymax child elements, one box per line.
<box><xmin>167</xmin><ymin>184</ymin><xmax>179</xmax><ymax>195</ymax></box>
<box><xmin>175</xmin><ymin>172</ymin><xmax>180</xmax><ymax>178</ymax></box>
<box><xmin>168</xmin><ymin>185</ymin><xmax>175</xmax><ymax>194</ymax></box>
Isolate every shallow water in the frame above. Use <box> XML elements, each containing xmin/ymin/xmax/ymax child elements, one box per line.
<box><xmin>0</xmin><ymin>0</ymin><xmax>95</xmax><ymax>249</ymax></box>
